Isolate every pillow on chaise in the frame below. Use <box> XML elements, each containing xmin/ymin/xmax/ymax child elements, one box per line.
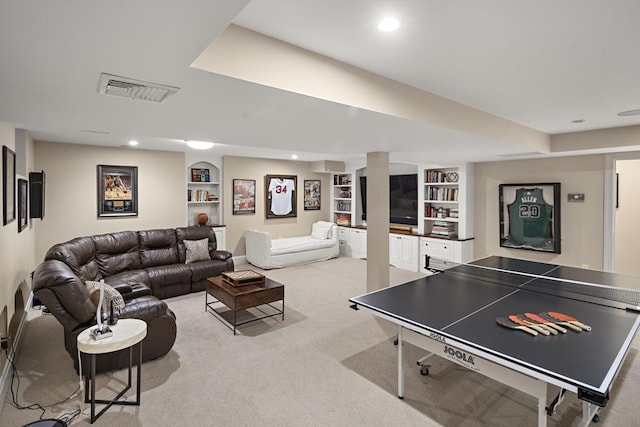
<box><xmin>311</xmin><ymin>222</ymin><xmax>333</xmax><ymax>240</ymax></box>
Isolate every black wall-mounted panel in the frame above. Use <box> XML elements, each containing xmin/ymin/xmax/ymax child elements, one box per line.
<box><xmin>29</xmin><ymin>171</ymin><xmax>45</xmax><ymax>219</ymax></box>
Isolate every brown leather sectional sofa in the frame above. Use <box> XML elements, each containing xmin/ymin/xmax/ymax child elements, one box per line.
<box><xmin>32</xmin><ymin>226</ymin><xmax>234</xmax><ymax>373</ymax></box>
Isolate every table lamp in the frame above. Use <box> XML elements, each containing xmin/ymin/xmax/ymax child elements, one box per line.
<box><xmin>90</xmin><ymin>279</ymin><xmax>113</xmax><ymax>340</ymax></box>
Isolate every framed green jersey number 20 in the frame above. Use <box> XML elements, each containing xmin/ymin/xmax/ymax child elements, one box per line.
<box><xmin>499</xmin><ymin>183</ymin><xmax>561</xmax><ymax>254</ymax></box>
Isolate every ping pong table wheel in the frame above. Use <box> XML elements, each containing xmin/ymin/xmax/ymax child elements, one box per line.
<box><xmin>592</xmin><ymin>414</ymin><xmax>600</xmax><ymax>423</ymax></box>
<box><xmin>419</xmin><ymin>365</ymin><xmax>429</xmax><ymax>376</ymax></box>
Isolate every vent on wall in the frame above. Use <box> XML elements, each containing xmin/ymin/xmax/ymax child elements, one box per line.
<box><xmin>97</xmin><ymin>73</ymin><xmax>180</xmax><ymax>103</ymax></box>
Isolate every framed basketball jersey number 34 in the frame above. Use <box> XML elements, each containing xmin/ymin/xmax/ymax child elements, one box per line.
<box><xmin>499</xmin><ymin>183</ymin><xmax>561</xmax><ymax>254</ymax></box>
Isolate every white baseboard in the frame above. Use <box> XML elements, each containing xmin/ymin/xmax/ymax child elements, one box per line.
<box><xmin>0</xmin><ymin>291</ymin><xmax>34</xmax><ymax>414</ymax></box>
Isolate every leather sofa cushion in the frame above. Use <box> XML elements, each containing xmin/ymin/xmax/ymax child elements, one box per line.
<box><xmin>139</xmin><ymin>229</ymin><xmax>179</xmax><ymax>267</ymax></box>
<box><xmin>145</xmin><ymin>264</ymin><xmax>191</xmax><ymax>299</ymax></box>
<box><xmin>93</xmin><ymin>231</ymin><xmax>140</xmax><ymax>277</ymax></box>
<box><xmin>188</xmin><ymin>260</ymin><xmax>230</xmax><ymax>282</ymax></box>
<box><xmin>105</xmin><ymin>269</ymin><xmax>151</xmax><ymax>288</ymax></box>
<box><xmin>45</xmin><ymin>237</ymin><xmax>101</xmax><ymax>281</ymax></box>
<box><xmin>119</xmin><ymin>295</ymin><xmax>173</xmax><ymax>323</ymax></box>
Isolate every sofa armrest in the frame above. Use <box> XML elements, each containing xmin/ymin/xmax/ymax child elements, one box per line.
<box><xmin>105</xmin><ymin>280</ymin><xmax>153</xmax><ymax>301</ymax></box>
<box><xmin>245</xmin><ymin>230</ymin><xmax>272</xmax><ymax>269</ymax></box>
<box><xmin>211</xmin><ymin>250</ymin><xmax>232</xmax><ymax>262</ymax></box>
<box><xmin>109</xmin><ymin>282</ymin><xmax>133</xmax><ymax>295</ymax></box>
<box><xmin>118</xmin><ymin>295</ymin><xmax>172</xmax><ymax>323</ymax></box>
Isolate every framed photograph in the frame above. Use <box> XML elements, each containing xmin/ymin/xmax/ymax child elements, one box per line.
<box><xmin>233</xmin><ymin>179</ymin><xmax>256</xmax><ymax>215</ymax></box>
<box><xmin>304</xmin><ymin>180</ymin><xmax>321</xmax><ymax>210</ymax></box>
<box><xmin>97</xmin><ymin>165</ymin><xmax>138</xmax><ymax>217</ymax></box>
<box><xmin>499</xmin><ymin>183</ymin><xmax>561</xmax><ymax>253</ymax></box>
<box><xmin>17</xmin><ymin>178</ymin><xmax>28</xmax><ymax>232</ymax></box>
<box><xmin>3</xmin><ymin>146</ymin><xmax>16</xmax><ymax>226</ymax></box>
<box><xmin>265</xmin><ymin>174</ymin><xmax>297</xmax><ymax>219</ymax></box>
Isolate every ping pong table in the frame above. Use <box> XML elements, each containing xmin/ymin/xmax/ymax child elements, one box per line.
<box><xmin>349</xmin><ymin>256</ymin><xmax>640</xmax><ymax>427</ymax></box>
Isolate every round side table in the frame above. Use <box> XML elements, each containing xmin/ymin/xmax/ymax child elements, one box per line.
<box><xmin>77</xmin><ymin>318</ymin><xmax>147</xmax><ymax>423</ymax></box>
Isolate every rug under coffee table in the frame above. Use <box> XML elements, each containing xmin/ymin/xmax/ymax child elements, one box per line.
<box><xmin>205</xmin><ymin>275</ymin><xmax>284</xmax><ymax>334</ymax></box>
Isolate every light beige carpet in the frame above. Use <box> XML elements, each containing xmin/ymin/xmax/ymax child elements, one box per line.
<box><xmin>1</xmin><ymin>257</ymin><xmax>638</xmax><ymax>426</ymax></box>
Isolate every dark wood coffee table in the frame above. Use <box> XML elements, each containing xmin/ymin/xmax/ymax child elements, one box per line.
<box><xmin>205</xmin><ymin>275</ymin><xmax>284</xmax><ymax>334</ymax></box>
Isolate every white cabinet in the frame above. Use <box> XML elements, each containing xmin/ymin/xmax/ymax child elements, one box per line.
<box><xmin>419</xmin><ymin>236</ymin><xmax>473</xmax><ymax>273</ymax></box>
<box><xmin>187</xmin><ymin>161</ymin><xmax>221</xmax><ymax>226</ymax></box>
<box><xmin>339</xmin><ymin>227</ymin><xmax>419</xmax><ymax>272</ymax></box>
<box><xmin>389</xmin><ymin>233</ymin><xmax>419</xmax><ymax>271</ymax></box>
<box><xmin>214</xmin><ymin>226</ymin><xmax>226</xmax><ymax>251</ymax></box>
<box><xmin>338</xmin><ymin>227</ymin><xmax>367</xmax><ymax>259</ymax></box>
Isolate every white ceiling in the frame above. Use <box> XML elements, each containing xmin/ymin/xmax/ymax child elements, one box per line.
<box><xmin>1</xmin><ymin>0</ymin><xmax>639</xmax><ymax>165</ymax></box>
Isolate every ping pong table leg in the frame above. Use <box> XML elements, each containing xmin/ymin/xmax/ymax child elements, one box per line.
<box><xmin>397</xmin><ymin>326</ymin><xmax>404</xmax><ymax>399</ymax></box>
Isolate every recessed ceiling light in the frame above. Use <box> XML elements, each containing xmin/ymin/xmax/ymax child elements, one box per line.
<box><xmin>128</xmin><ymin>140</ymin><xmax>138</xmax><ymax>146</ymax></box>
<box><xmin>617</xmin><ymin>109</ymin><xmax>640</xmax><ymax>117</ymax></box>
<box><xmin>185</xmin><ymin>140</ymin><xmax>214</xmax><ymax>150</ymax></box>
<box><xmin>378</xmin><ymin>17</ymin><xmax>399</xmax><ymax>32</ymax></box>
<box><xmin>570</xmin><ymin>119</ymin><xmax>586</xmax><ymax>124</ymax></box>
<box><xmin>291</xmin><ymin>154</ymin><xmax>298</xmax><ymax>160</ymax></box>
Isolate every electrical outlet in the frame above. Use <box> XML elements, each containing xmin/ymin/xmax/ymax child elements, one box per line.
<box><xmin>0</xmin><ymin>337</ymin><xmax>10</xmax><ymax>351</ymax></box>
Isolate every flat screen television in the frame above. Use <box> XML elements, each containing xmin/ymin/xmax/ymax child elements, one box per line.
<box><xmin>360</xmin><ymin>174</ymin><xmax>418</xmax><ymax>226</ymax></box>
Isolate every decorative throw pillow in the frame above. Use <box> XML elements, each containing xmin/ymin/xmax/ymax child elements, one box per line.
<box><xmin>311</xmin><ymin>222</ymin><xmax>333</xmax><ymax>240</ymax></box>
<box><xmin>85</xmin><ymin>280</ymin><xmax>126</xmax><ymax>310</ymax></box>
<box><xmin>184</xmin><ymin>238</ymin><xmax>211</xmax><ymax>264</ymax></box>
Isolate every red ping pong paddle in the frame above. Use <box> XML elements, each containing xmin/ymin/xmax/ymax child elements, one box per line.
<box><xmin>547</xmin><ymin>312</ymin><xmax>592</xmax><ymax>331</ymax></box>
<box><xmin>509</xmin><ymin>315</ymin><xmax>550</xmax><ymax>336</ymax></box>
<box><xmin>524</xmin><ymin>312</ymin><xmax>567</xmax><ymax>334</ymax></box>
<box><xmin>538</xmin><ymin>312</ymin><xmax>582</xmax><ymax>332</ymax></box>
<box><xmin>496</xmin><ymin>317</ymin><xmax>538</xmax><ymax>336</ymax></box>
<box><xmin>516</xmin><ymin>313</ymin><xmax>557</xmax><ymax>335</ymax></box>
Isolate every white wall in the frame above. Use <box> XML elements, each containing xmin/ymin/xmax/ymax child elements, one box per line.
<box><xmin>614</xmin><ymin>158</ymin><xmax>640</xmax><ymax>276</ymax></box>
<box><xmin>33</xmin><ymin>141</ymin><xmax>186</xmax><ymax>261</ymax></box>
<box><xmin>0</xmin><ymin>122</ymin><xmax>36</xmax><ymax>363</ymax></box>
<box><xmin>474</xmin><ymin>155</ymin><xmax>605</xmax><ymax>268</ymax></box>
<box><xmin>222</xmin><ymin>156</ymin><xmax>331</xmax><ymax>256</ymax></box>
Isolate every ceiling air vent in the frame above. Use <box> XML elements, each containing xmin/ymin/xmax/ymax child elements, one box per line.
<box><xmin>97</xmin><ymin>73</ymin><xmax>179</xmax><ymax>103</ymax></box>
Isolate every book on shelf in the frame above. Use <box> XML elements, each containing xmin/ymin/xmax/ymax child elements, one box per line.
<box><xmin>336</xmin><ymin>200</ymin><xmax>351</xmax><ymax>211</ymax></box>
<box><xmin>425</xmin><ymin>205</ymin><xmax>453</xmax><ymax>218</ymax></box>
<box><xmin>190</xmin><ymin>168</ymin><xmax>211</xmax><ymax>182</ymax></box>
<box><xmin>335</xmin><ymin>213</ymin><xmax>351</xmax><ymax>226</ymax></box>
<box><xmin>425</xmin><ymin>186</ymin><xmax>458</xmax><ymax>201</ymax></box>
<box><xmin>425</xmin><ymin>170</ymin><xmax>447</xmax><ymax>183</ymax></box>
<box><xmin>192</xmin><ymin>189</ymin><xmax>211</xmax><ymax>201</ymax></box>
<box><xmin>430</xmin><ymin>221</ymin><xmax>457</xmax><ymax>238</ymax></box>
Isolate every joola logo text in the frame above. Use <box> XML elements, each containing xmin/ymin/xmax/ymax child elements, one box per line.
<box><xmin>429</xmin><ymin>332</ymin><xmax>446</xmax><ymax>342</ymax></box>
<box><xmin>444</xmin><ymin>345</ymin><xmax>475</xmax><ymax>365</ymax></box>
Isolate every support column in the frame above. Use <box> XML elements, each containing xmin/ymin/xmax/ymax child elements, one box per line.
<box><xmin>366</xmin><ymin>152</ymin><xmax>389</xmax><ymax>292</ymax></box>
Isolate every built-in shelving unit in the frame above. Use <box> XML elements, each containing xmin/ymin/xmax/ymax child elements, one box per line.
<box><xmin>332</xmin><ymin>173</ymin><xmax>353</xmax><ymax>226</ymax></box>
<box><xmin>418</xmin><ymin>163</ymin><xmax>474</xmax><ymax>273</ymax></box>
<box><xmin>423</xmin><ymin>167</ymin><xmax>461</xmax><ymax>239</ymax></box>
<box><xmin>187</xmin><ymin>161</ymin><xmax>220</xmax><ymax>226</ymax></box>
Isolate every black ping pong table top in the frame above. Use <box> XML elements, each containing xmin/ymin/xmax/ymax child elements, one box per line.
<box><xmin>349</xmin><ymin>256</ymin><xmax>640</xmax><ymax>395</ymax></box>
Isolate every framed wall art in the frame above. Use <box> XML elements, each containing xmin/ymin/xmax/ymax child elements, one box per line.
<box><xmin>499</xmin><ymin>182</ymin><xmax>561</xmax><ymax>253</ymax></box>
<box><xmin>265</xmin><ymin>174</ymin><xmax>296</xmax><ymax>219</ymax></box>
<box><xmin>303</xmin><ymin>180</ymin><xmax>321</xmax><ymax>210</ymax></box>
<box><xmin>97</xmin><ymin>165</ymin><xmax>138</xmax><ymax>217</ymax></box>
<box><xmin>3</xmin><ymin>145</ymin><xmax>16</xmax><ymax>226</ymax></box>
<box><xmin>17</xmin><ymin>178</ymin><xmax>28</xmax><ymax>232</ymax></box>
<box><xmin>232</xmin><ymin>179</ymin><xmax>256</xmax><ymax>215</ymax></box>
